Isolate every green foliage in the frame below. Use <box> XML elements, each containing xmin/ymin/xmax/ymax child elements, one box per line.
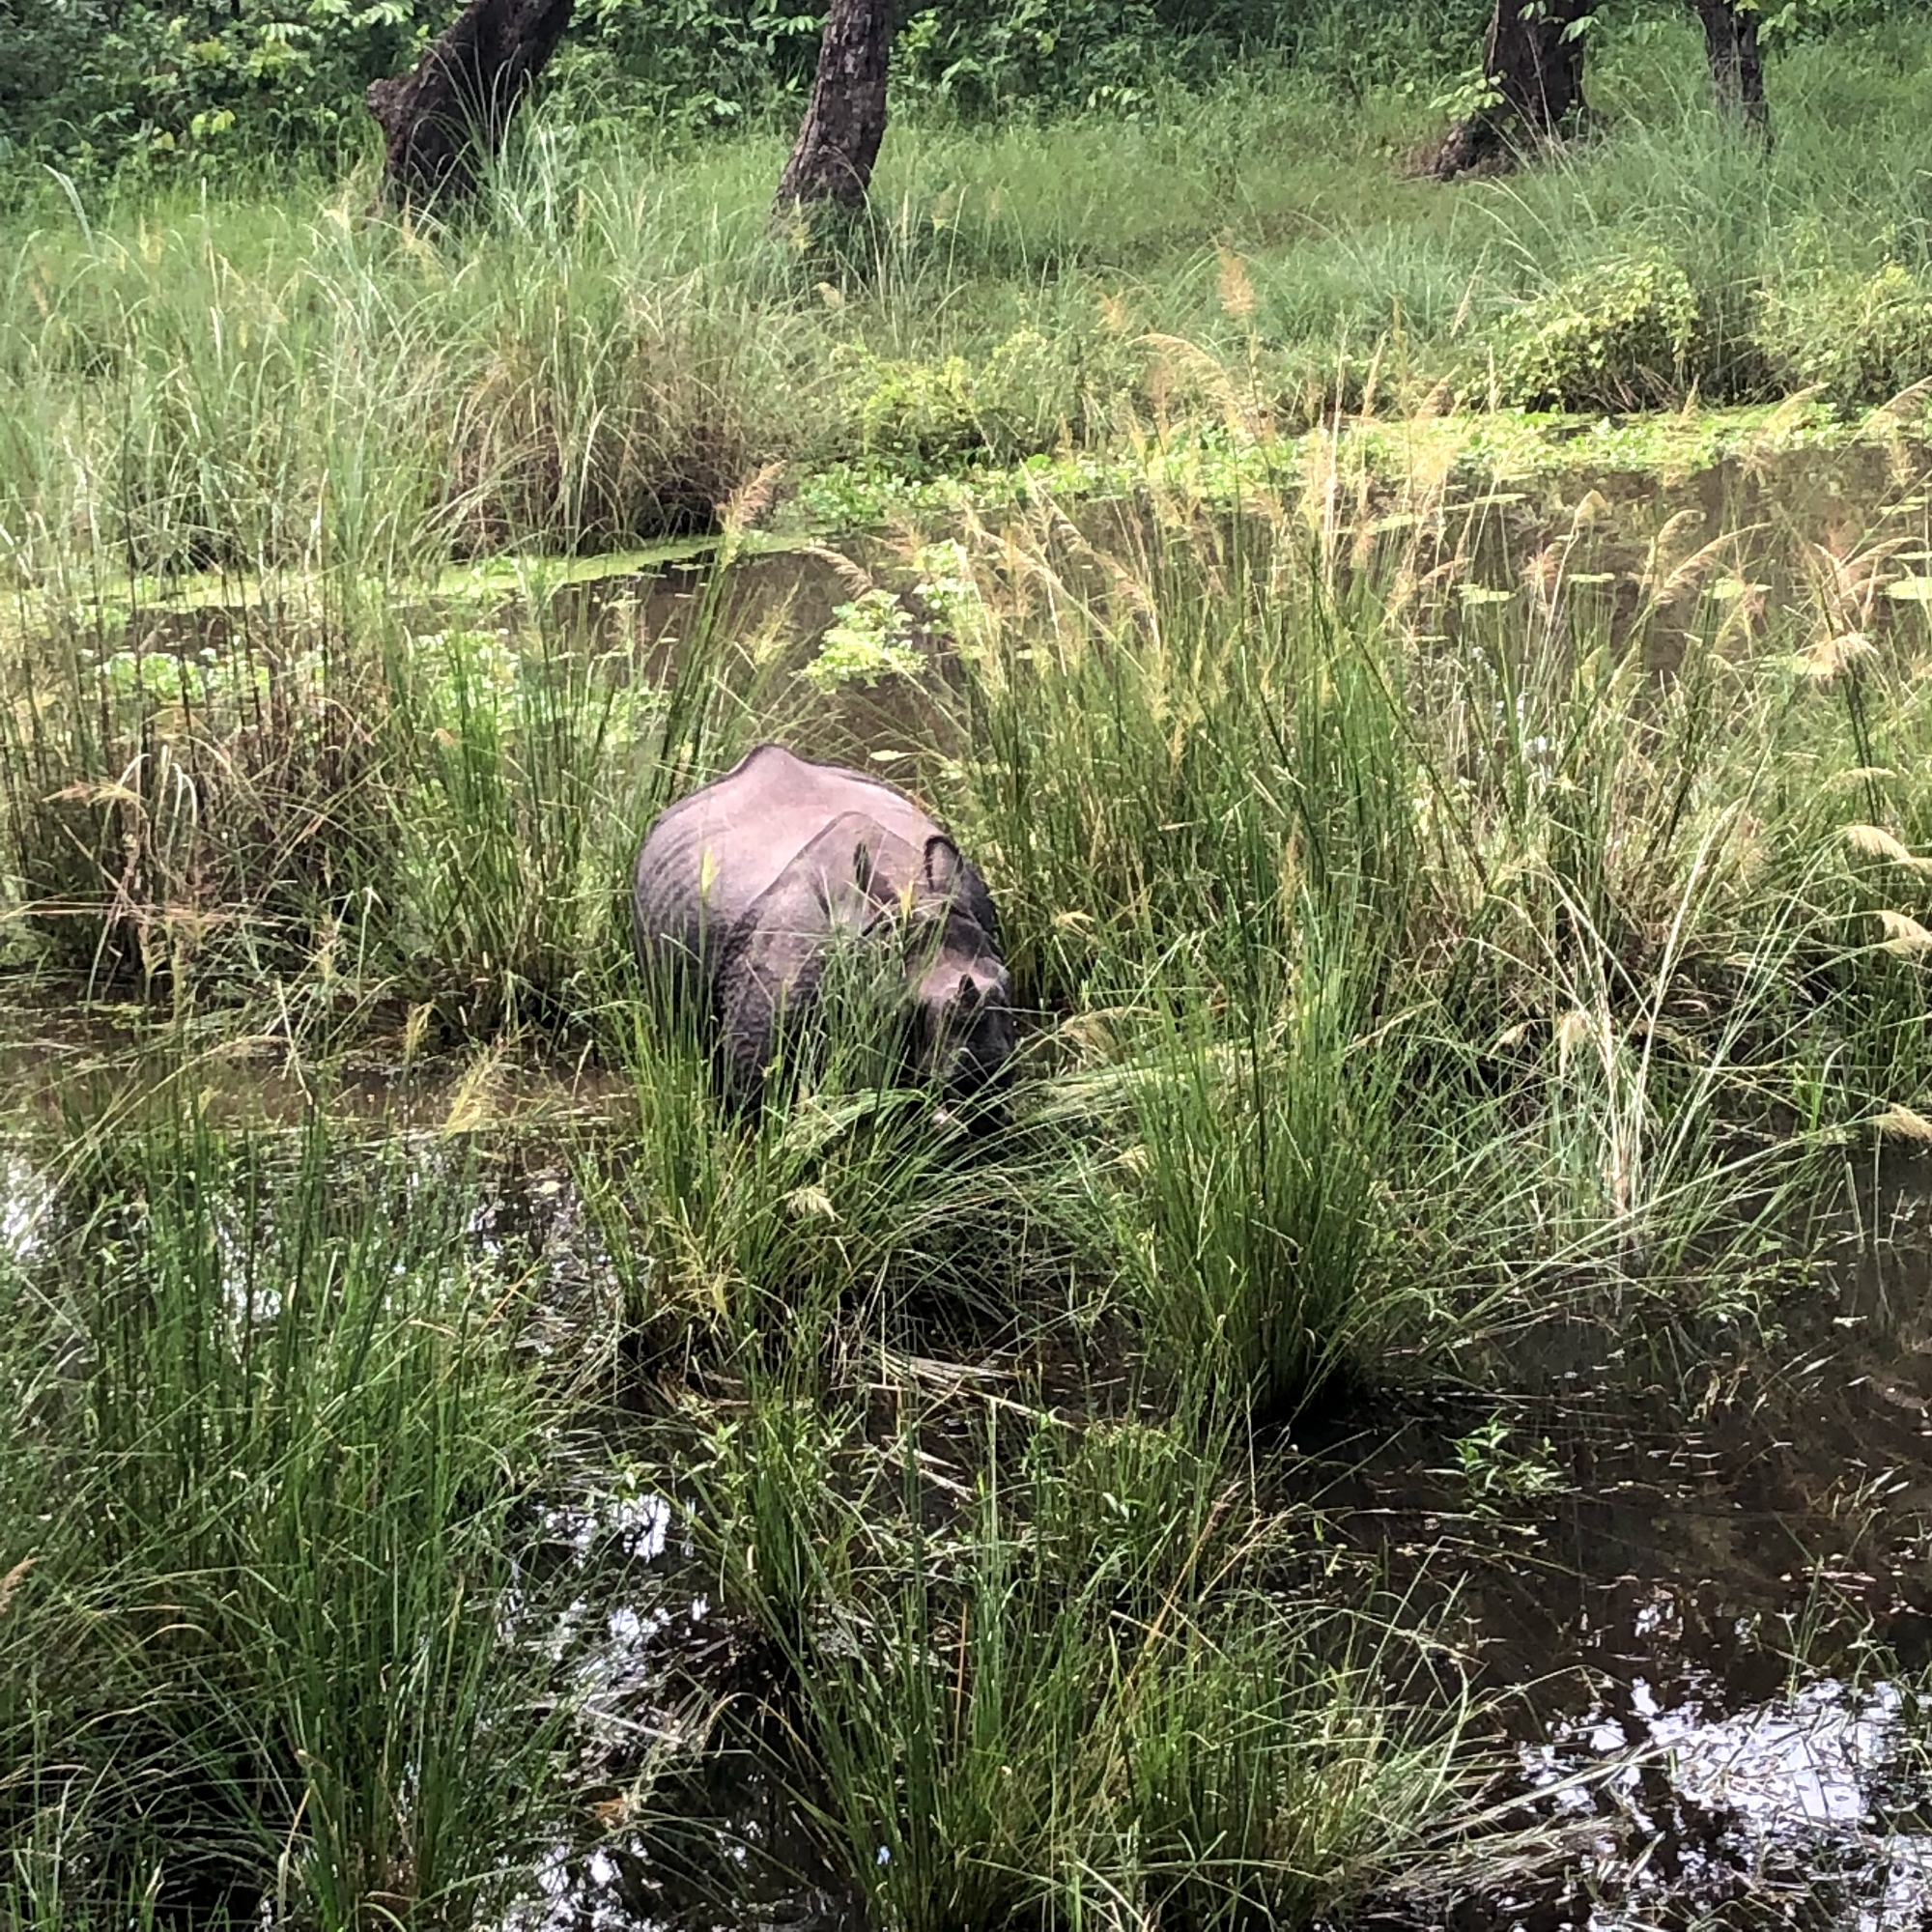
<box><xmin>0</xmin><ymin>1109</ymin><xmax>570</xmax><ymax>1924</ymax></box>
<box><xmin>802</xmin><ymin>587</ymin><xmax>925</xmax><ymax>691</ymax></box>
<box><xmin>10</xmin><ymin>0</ymin><xmax>1932</xmax><ymax>179</ymax></box>
<box><xmin>1757</xmin><ymin>260</ymin><xmax>1932</xmax><ymax>401</ymax></box>
<box><xmin>0</xmin><ymin>1</ymin><xmax>434</xmax><ymax>172</ymax></box>
<box><xmin>831</xmin><ymin>327</ymin><xmax>1127</xmax><ymax>473</ymax></box>
<box><xmin>1491</xmin><ymin>257</ymin><xmax>1708</xmax><ymax>412</ymax></box>
<box><xmin>1752</xmin><ymin>0</ymin><xmax>1928</xmax><ymax>42</ymax></box>
<box><xmin>1445</xmin><ymin>1415</ymin><xmax>1571</xmax><ymax>1517</ymax></box>
<box><xmin>695</xmin><ymin>1399</ymin><xmax>1469</xmax><ymax>1932</ymax></box>
<box><xmin>3</xmin><ymin>0</ymin><xmax>1495</xmax><ymax>174</ymax></box>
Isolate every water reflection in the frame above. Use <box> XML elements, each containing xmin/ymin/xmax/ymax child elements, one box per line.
<box><xmin>1520</xmin><ymin>1671</ymin><xmax>1932</xmax><ymax>1930</ymax></box>
<box><xmin>0</xmin><ymin>1149</ymin><xmax>49</xmax><ymax>1267</ymax></box>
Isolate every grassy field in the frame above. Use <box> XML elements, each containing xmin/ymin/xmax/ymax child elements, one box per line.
<box><xmin>4</xmin><ymin>15</ymin><xmax>1932</xmax><ymax>581</ymax></box>
<box><xmin>7</xmin><ymin>15</ymin><xmax>1932</xmax><ymax>1930</ymax></box>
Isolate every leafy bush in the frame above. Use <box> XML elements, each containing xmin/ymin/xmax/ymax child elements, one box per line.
<box><xmin>0</xmin><ymin>0</ymin><xmax>435</xmax><ymax>172</ymax></box>
<box><xmin>1756</xmin><ymin>260</ymin><xmax>1932</xmax><ymax>402</ymax></box>
<box><xmin>802</xmin><ymin>587</ymin><xmax>925</xmax><ymax>690</ymax></box>
<box><xmin>1490</xmin><ymin>258</ymin><xmax>1707</xmax><ymax>413</ymax></box>
<box><xmin>831</xmin><ymin>327</ymin><xmax>1127</xmax><ymax>471</ymax></box>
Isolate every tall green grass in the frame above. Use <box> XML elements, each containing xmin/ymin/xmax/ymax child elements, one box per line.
<box><xmin>0</xmin><ymin>551</ymin><xmax>776</xmax><ymax>1026</ymax></box>
<box><xmin>12</xmin><ymin>444</ymin><xmax>1932</xmax><ymax>1390</ymax></box>
<box><xmin>922</xmin><ymin>464</ymin><xmax>1932</xmax><ymax>1372</ymax></box>
<box><xmin>688</xmin><ymin>1391</ymin><xmax>1472</xmax><ymax>1932</ymax></box>
<box><xmin>0</xmin><ymin>1108</ymin><xmax>580</xmax><ymax>1927</ymax></box>
<box><xmin>3</xmin><ymin>21</ymin><xmax>1932</xmax><ymax>588</ymax></box>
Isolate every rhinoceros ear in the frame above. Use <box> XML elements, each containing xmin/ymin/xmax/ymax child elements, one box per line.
<box><xmin>923</xmin><ymin>835</ymin><xmax>961</xmax><ymax>895</ymax></box>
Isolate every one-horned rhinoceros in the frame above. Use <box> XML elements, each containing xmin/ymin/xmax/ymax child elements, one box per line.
<box><xmin>632</xmin><ymin>744</ymin><xmax>1016</xmax><ymax>1105</ymax></box>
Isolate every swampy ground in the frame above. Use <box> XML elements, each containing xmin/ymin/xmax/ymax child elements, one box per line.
<box><xmin>12</xmin><ymin>20</ymin><xmax>1932</xmax><ymax>1929</ymax></box>
<box><xmin>12</xmin><ymin>428</ymin><xmax>1932</xmax><ymax>1931</ymax></box>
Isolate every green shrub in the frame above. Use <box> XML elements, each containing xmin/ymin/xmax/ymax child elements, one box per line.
<box><xmin>1756</xmin><ymin>260</ymin><xmax>1932</xmax><ymax>402</ymax></box>
<box><xmin>831</xmin><ymin>327</ymin><xmax>1125</xmax><ymax>472</ymax></box>
<box><xmin>1490</xmin><ymin>258</ymin><xmax>1707</xmax><ymax>412</ymax></box>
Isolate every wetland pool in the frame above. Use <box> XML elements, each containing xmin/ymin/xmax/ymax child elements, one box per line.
<box><xmin>6</xmin><ymin>1003</ymin><xmax>1932</xmax><ymax>1931</ymax></box>
<box><xmin>13</xmin><ymin>430</ymin><xmax>1932</xmax><ymax>1928</ymax></box>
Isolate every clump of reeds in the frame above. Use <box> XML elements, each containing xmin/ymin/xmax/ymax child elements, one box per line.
<box><xmin>0</xmin><ymin>1105</ymin><xmax>582</xmax><ymax>1926</ymax></box>
<box><xmin>688</xmin><ymin>1385</ymin><xmax>1473</xmax><ymax>1932</ymax></box>
<box><xmin>0</xmin><ymin>554</ymin><xmax>785</xmax><ymax>1032</ymax></box>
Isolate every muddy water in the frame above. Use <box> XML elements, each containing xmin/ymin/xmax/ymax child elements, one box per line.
<box><xmin>0</xmin><ymin>995</ymin><xmax>632</xmax><ymax>1135</ymax></box>
<box><xmin>451</xmin><ymin>1153</ymin><xmax>1932</xmax><ymax>1930</ymax></box>
<box><xmin>544</xmin><ymin>440</ymin><xmax>1932</xmax><ymax>766</ymax></box>
<box><xmin>1294</xmin><ymin>1174</ymin><xmax>1932</xmax><ymax>1931</ymax></box>
<box><xmin>81</xmin><ymin>439</ymin><xmax>1932</xmax><ymax>668</ymax></box>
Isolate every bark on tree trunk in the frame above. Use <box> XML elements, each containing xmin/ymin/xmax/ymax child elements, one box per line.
<box><xmin>1690</xmin><ymin>0</ymin><xmax>1771</xmax><ymax>144</ymax></box>
<box><xmin>366</xmin><ymin>0</ymin><xmax>574</xmax><ymax>212</ymax></box>
<box><xmin>773</xmin><ymin>0</ymin><xmax>894</xmax><ymax>216</ymax></box>
<box><xmin>1435</xmin><ymin>0</ymin><xmax>1599</xmax><ymax>179</ymax></box>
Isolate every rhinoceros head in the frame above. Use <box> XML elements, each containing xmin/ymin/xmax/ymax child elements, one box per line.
<box><xmin>903</xmin><ymin>835</ymin><xmax>1015</xmax><ymax>1099</ymax></box>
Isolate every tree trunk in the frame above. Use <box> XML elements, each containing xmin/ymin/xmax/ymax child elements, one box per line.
<box><xmin>1690</xmin><ymin>0</ymin><xmax>1771</xmax><ymax>144</ymax></box>
<box><xmin>1435</xmin><ymin>0</ymin><xmax>1598</xmax><ymax>179</ymax></box>
<box><xmin>773</xmin><ymin>0</ymin><xmax>894</xmax><ymax>216</ymax></box>
<box><xmin>366</xmin><ymin>0</ymin><xmax>574</xmax><ymax>212</ymax></box>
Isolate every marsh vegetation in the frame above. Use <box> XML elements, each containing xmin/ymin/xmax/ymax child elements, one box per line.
<box><xmin>9</xmin><ymin>7</ymin><xmax>1932</xmax><ymax>1929</ymax></box>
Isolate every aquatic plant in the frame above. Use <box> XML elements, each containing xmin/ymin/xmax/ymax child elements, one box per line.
<box><xmin>0</xmin><ymin>1106</ymin><xmax>580</xmax><ymax>1926</ymax></box>
<box><xmin>693</xmin><ymin>1397</ymin><xmax>1472</xmax><ymax>1932</ymax></box>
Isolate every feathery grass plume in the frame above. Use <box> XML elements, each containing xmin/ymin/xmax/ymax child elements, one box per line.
<box><xmin>0</xmin><ymin>1557</ymin><xmax>31</xmax><ymax>1618</ymax></box>
<box><xmin>441</xmin><ymin>1042</ymin><xmax>506</xmax><ymax>1134</ymax></box>
<box><xmin>1845</xmin><ymin>824</ymin><xmax>1932</xmax><ymax>874</ymax></box>
<box><xmin>717</xmin><ymin>459</ymin><xmax>786</xmax><ymax>543</ymax></box>
<box><xmin>1216</xmin><ymin>243</ymin><xmax>1258</xmax><ymax>323</ymax></box>
<box><xmin>1874</xmin><ymin>909</ymin><xmax>1932</xmax><ymax>955</ymax></box>
<box><xmin>1796</xmin><ymin>631</ymin><xmax>1879</xmax><ymax>683</ymax></box>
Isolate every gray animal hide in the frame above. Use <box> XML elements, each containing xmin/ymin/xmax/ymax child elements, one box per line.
<box><xmin>633</xmin><ymin>744</ymin><xmax>1014</xmax><ymax>1102</ymax></box>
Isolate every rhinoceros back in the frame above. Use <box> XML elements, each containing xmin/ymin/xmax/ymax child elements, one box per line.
<box><xmin>632</xmin><ymin>744</ymin><xmax>951</xmax><ymax>991</ymax></box>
